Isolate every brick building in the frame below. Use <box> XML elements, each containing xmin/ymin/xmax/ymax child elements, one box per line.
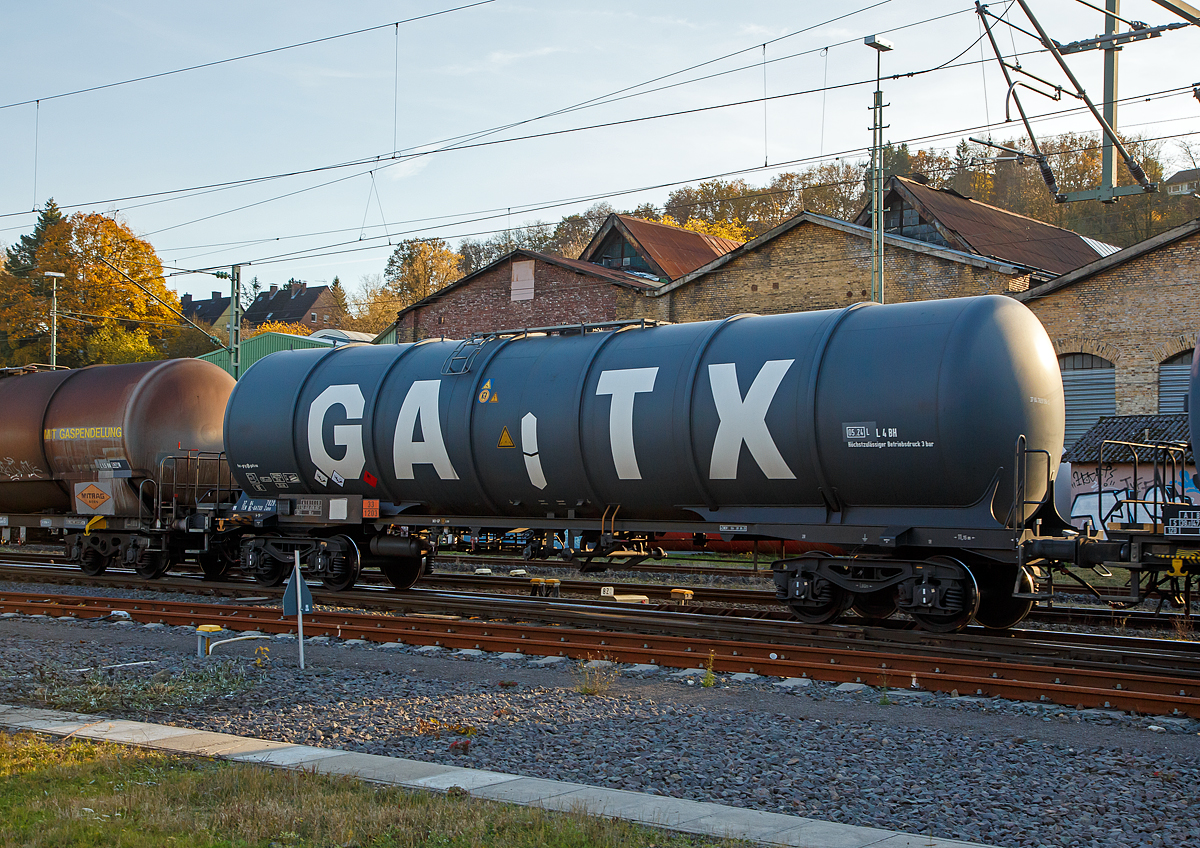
<box><xmin>640</xmin><ymin>211</ymin><xmax>1034</xmax><ymax>324</ymax></box>
<box><xmin>241</xmin><ymin>282</ymin><xmax>343</xmax><ymax>331</ymax></box>
<box><xmin>385</xmin><ymin>250</ymin><xmax>657</xmax><ymax>343</ymax></box>
<box><xmin>1017</xmin><ymin>217</ymin><xmax>1200</xmax><ymax>447</ymax></box>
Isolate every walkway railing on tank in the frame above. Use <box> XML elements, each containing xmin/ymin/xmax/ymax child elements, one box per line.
<box><xmin>154</xmin><ymin>451</ymin><xmax>235</xmax><ymax>526</ymax></box>
<box><xmin>441</xmin><ymin>319</ymin><xmax>668</xmax><ymax>375</ymax></box>
<box><xmin>1096</xmin><ymin>438</ymin><xmax>1191</xmax><ymax>529</ymax></box>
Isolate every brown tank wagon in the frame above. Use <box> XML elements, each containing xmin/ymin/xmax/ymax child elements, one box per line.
<box><xmin>0</xmin><ymin>359</ymin><xmax>235</xmax><ymax>575</ymax></box>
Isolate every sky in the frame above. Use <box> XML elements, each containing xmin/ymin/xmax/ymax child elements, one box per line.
<box><xmin>2</xmin><ymin>1</ymin><xmax>1198</xmax><ymax>302</ymax></box>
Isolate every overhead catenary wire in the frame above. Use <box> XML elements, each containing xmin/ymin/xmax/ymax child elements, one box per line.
<box><xmin>0</xmin><ymin>4</ymin><xmax>977</xmax><ymax>224</ymax></box>
<box><xmin>0</xmin><ymin>1</ymin><xmax>497</xmax><ymax>112</ymax></box>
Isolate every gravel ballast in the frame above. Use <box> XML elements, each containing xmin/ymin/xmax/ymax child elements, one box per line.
<box><xmin>2</xmin><ymin>604</ymin><xmax>1199</xmax><ymax>848</ymax></box>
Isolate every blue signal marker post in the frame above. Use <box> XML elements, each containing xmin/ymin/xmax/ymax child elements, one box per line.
<box><xmin>282</xmin><ymin>552</ymin><xmax>313</xmax><ymax>669</ymax></box>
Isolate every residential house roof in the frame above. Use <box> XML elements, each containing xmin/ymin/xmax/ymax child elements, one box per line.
<box><xmin>242</xmin><ymin>283</ymin><xmax>329</xmax><ymax>326</ymax></box>
<box><xmin>854</xmin><ymin>176</ymin><xmax>1107</xmax><ymax>276</ymax></box>
<box><xmin>1016</xmin><ymin>216</ymin><xmax>1200</xmax><ymax>303</ymax></box>
<box><xmin>1165</xmin><ymin>168</ymin><xmax>1200</xmax><ymax>186</ymax></box>
<box><xmin>579</xmin><ymin>214</ymin><xmax>742</xmax><ymax>281</ymax></box>
<box><xmin>180</xmin><ymin>291</ymin><xmax>231</xmax><ymax>326</ymax></box>
<box><xmin>1063</xmin><ymin>414</ymin><xmax>1193</xmax><ymax>465</ymax></box>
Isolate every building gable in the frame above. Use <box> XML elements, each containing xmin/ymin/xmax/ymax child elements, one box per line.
<box><xmin>389</xmin><ymin>249</ymin><xmax>654</xmax><ymax>343</ymax></box>
<box><xmin>579</xmin><ymin>214</ymin><xmax>741</xmax><ymax>281</ymax></box>
<box><xmin>854</xmin><ymin>176</ymin><xmax>1104</xmax><ymax>276</ymax></box>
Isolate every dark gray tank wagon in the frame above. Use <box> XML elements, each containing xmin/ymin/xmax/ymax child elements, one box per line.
<box><xmin>225</xmin><ymin>295</ymin><xmax>1067</xmax><ymax>630</ymax></box>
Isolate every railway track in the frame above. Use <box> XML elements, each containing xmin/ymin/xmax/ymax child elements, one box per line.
<box><xmin>3</xmin><ymin>587</ymin><xmax>1199</xmax><ymax>718</ymax></box>
<box><xmin>0</xmin><ymin>559</ymin><xmax>1190</xmax><ymax>633</ymax></box>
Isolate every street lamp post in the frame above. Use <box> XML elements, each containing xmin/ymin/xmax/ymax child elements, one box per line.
<box><xmin>865</xmin><ymin>35</ymin><xmax>893</xmax><ymax>304</ymax></box>
<box><xmin>44</xmin><ymin>271</ymin><xmax>65</xmax><ymax>367</ymax></box>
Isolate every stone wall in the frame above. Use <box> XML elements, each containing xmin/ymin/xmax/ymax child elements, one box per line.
<box><xmin>1023</xmin><ymin>228</ymin><xmax>1200</xmax><ymax>414</ymax></box>
<box><xmin>647</xmin><ymin>221</ymin><xmax>1030</xmax><ymax>324</ymax></box>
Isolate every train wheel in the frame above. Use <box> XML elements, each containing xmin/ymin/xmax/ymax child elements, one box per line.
<box><xmin>80</xmin><ymin>548</ymin><xmax>108</xmax><ymax>577</ymax></box>
<box><xmin>972</xmin><ymin>565</ymin><xmax>1034</xmax><ymax>630</ymax></box>
<box><xmin>909</xmin><ymin>557</ymin><xmax>980</xmax><ymax>633</ymax></box>
<box><xmin>381</xmin><ymin>555</ymin><xmax>425</xmax><ymax>590</ymax></box>
<box><xmin>134</xmin><ymin>548</ymin><xmax>169</xmax><ymax>579</ymax></box>
<box><xmin>321</xmin><ymin>536</ymin><xmax>361</xmax><ymax>591</ymax></box>
<box><xmin>199</xmin><ymin>555</ymin><xmax>231</xmax><ymax>581</ymax></box>
<box><xmin>253</xmin><ymin>559</ymin><xmax>288</xmax><ymax>587</ymax></box>
<box><xmin>851</xmin><ymin>589</ymin><xmax>899</xmax><ymax>622</ymax></box>
<box><xmin>787</xmin><ymin>579</ymin><xmax>851</xmax><ymax>625</ymax></box>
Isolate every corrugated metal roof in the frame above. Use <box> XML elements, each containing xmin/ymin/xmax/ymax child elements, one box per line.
<box><xmin>580</xmin><ymin>213</ymin><xmax>739</xmax><ymax>280</ymax></box>
<box><xmin>1081</xmin><ymin>236</ymin><xmax>1121</xmax><ymax>258</ymax></box>
<box><xmin>888</xmin><ymin>178</ymin><xmax>1102</xmax><ymax>276</ymax></box>
<box><xmin>197</xmin><ymin>332</ymin><xmax>333</xmax><ymax>378</ymax></box>
<box><xmin>1063</xmin><ymin>413</ymin><xmax>1193</xmax><ymax>464</ymax></box>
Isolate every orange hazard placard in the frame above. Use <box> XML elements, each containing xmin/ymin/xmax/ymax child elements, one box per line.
<box><xmin>76</xmin><ymin>484</ymin><xmax>111</xmax><ymax>510</ymax></box>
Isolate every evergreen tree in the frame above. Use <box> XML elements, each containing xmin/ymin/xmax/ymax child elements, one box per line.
<box><xmin>3</xmin><ymin>199</ymin><xmax>64</xmax><ymax>278</ymax></box>
<box><xmin>329</xmin><ymin>275</ymin><xmax>350</xmax><ymax>320</ymax></box>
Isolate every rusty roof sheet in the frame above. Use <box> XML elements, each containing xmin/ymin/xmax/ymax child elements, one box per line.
<box><xmin>528</xmin><ymin>251</ymin><xmax>660</xmax><ymax>289</ymax></box>
<box><xmin>896</xmin><ymin>178</ymin><xmax>1101</xmax><ymax>276</ymax></box>
<box><xmin>616</xmin><ymin>215</ymin><xmax>742</xmax><ymax>280</ymax></box>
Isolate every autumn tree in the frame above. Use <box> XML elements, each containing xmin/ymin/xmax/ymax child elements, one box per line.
<box><xmin>546</xmin><ymin>202</ymin><xmax>615</xmax><ymax>259</ymax></box>
<box><xmin>245</xmin><ymin>320</ymin><xmax>312</xmax><ymax>339</ymax></box>
<box><xmin>343</xmin><ymin>273</ymin><xmax>401</xmax><ymax>334</ymax></box>
<box><xmin>659</xmin><ymin>215</ymin><xmax>751</xmax><ymax>242</ymax></box>
<box><xmin>383</xmin><ymin>238</ymin><xmax>462</xmax><ymax>308</ymax></box>
<box><xmin>457</xmin><ymin>223</ymin><xmax>555</xmax><ymax>276</ymax></box>
<box><xmin>0</xmin><ymin>211</ymin><xmax>176</xmax><ymax>367</ymax></box>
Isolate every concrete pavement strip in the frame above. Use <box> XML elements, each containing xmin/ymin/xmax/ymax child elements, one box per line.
<box><xmin>0</xmin><ymin>704</ymin><xmax>990</xmax><ymax>848</ymax></box>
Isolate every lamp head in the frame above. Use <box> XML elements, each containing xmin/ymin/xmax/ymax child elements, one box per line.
<box><xmin>865</xmin><ymin>35</ymin><xmax>894</xmax><ymax>52</ymax></box>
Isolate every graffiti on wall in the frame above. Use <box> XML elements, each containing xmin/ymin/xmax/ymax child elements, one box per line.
<box><xmin>1069</xmin><ymin>461</ymin><xmax>1199</xmax><ymax>536</ymax></box>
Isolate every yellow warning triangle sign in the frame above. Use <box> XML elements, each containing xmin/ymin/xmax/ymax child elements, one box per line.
<box><xmin>489</xmin><ymin>392</ymin><xmax>499</xmax><ymax>402</ymax></box>
<box><xmin>497</xmin><ymin>426</ymin><xmax>515</xmax><ymax>448</ymax></box>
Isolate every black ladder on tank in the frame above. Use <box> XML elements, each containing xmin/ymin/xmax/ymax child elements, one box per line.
<box><xmin>1012</xmin><ymin>434</ymin><xmax>1054</xmax><ymax>599</ymax></box>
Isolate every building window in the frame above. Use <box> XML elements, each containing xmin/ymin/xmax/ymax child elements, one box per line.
<box><xmin>1058</xmin><ymin>353</ymin><xmax>1114</xmax><ymax>370</ymax></box>
<box><xmin>1159</xmin><ymin>349</ymin><xmax>1193</xmax><ymax>413</ymax></box>
<box><xmin>311</xmin><ymin>313</ymin><xmax>317</xmax><ymax>322</ymax></box>
<box><xmin>511</xmin><ymin>260</ymin><xmax>535</xmax><ymax>301</ymax></box>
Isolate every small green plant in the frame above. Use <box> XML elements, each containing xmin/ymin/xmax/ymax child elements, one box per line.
<box><xmin>30</xmin><ymin>660</ymin><xmax>251</xmax><ymax>713</ymax></box>
<box><xmin>701</xmin><ymin>650</ymin><xmax>716</xmax><ymax>688</ymax></box>
<box><xmin>570</xmin><ymin>654</ymin><xmax>620</xmax><ymax>696</ymax></box>
<box><xmin>253</xmin><ymin>644</ymin><xmax>270</xmax><ymax>668</ymax></box>
<box><xmin>878</xmin><ymin>667</ymin><xmax>892</xmax><ymax>704</ymax></box>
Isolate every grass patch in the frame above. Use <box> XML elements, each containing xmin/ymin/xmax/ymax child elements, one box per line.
<box><xmin>0</xmin><ymin>731</ymin><xmax>737</xmax><ymax>848</ymax></box>
<box><xmin>29</xmin><ymin>660</ymin><xmax>252</xmax><ymax>714</ymax></box>
<box><xmin>570</xmin><ymin>656</ymin><xmax>620</xmax><ymax>696</ymax></box>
